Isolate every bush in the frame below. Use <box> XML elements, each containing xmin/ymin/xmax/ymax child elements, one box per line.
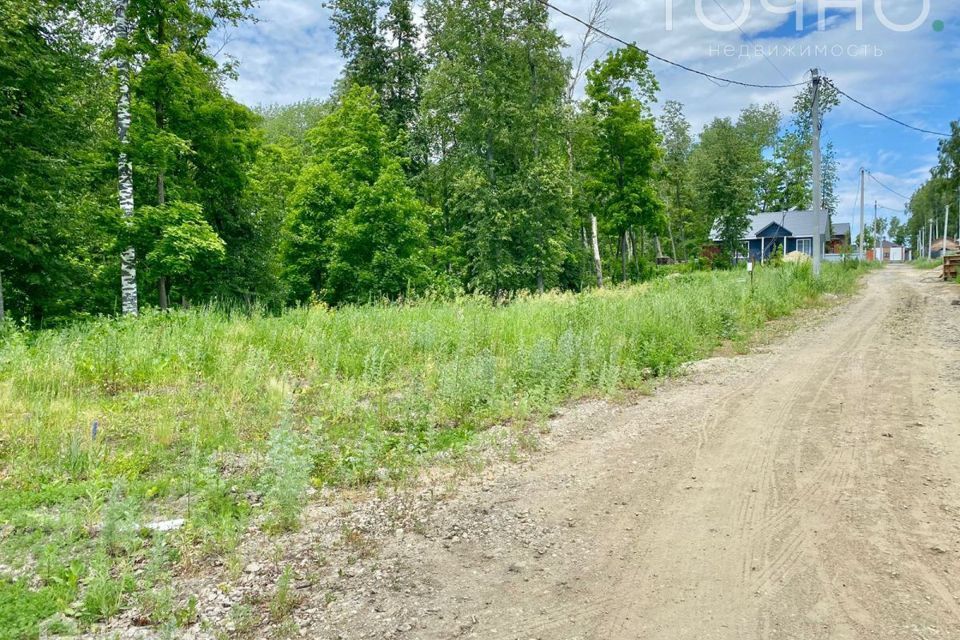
<box><xmin>263</xmin><ymin>413</ymin><xmax>312</xmax><ymax>532</ymax></box>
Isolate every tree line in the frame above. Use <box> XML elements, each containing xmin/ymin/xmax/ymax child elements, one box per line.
<box><xmin>900</xmin><ymin>125</ymin><xmax>960</xmax><ymax>249</ymax></box>
<box><xmin>2</xmin><ymin>0</ymin><xmax>856</xmax><ymax>324</ymax></box>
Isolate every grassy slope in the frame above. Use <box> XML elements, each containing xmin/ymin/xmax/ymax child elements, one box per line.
<box><xmin>0</xmin><ymin>262</ymin><xmax>871</xmax><ymax>637</ymax></box>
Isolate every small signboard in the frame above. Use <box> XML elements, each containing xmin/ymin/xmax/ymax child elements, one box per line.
<box><xmin>746</xmin><ymin>260</ymin><xmax>754</xmax><ymax>273</ymax></box>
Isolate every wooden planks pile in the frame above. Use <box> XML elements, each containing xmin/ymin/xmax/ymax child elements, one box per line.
<box><xmin>944</xmin><ymin>254</ymin><xmax>960</xmax><ymax>281</ymax></box>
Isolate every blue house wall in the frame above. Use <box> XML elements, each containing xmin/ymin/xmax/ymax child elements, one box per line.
<box><xmin>745</xmin><ymin>237</ymin><xmax>810</xmax><ymax>261</ymax></box>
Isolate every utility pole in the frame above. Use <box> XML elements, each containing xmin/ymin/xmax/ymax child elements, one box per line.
<box><xmin>874</xmin><ymin>200</ymin><xmax>879</xmax><ymax>260</ymax></box>
<box><xmin>859</xmin><ymin>167</ymin><xmax>866</xmax><ymax>260</ymax></box>
<box><xmin>945</xmin><ymin>205</ymin><xmax>951</xmax><ymax>258</ymax></box>
<box><xmin>929</xmin><ymin>219</ymin><xmax>934</xmax><ymax>258</ymax></box>
<box><xmin>811</xmin><ymin>69</ymin><xmax>823</xmax><ymax>276</ymax></box>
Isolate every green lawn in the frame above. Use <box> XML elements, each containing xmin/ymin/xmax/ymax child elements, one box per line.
<box><xmin>0</xmin><ymin>262</ymin><xmax>873</xmax><ymax>637</ymax></box>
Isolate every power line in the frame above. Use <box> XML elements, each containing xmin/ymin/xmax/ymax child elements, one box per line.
<box><xmin>876</xmin><ymin>204</ymin><xmax>906</xmax><ymax>213</ymax></box>
<box><xmin>867</xmin><ymin>171</ymin><xmax>912</xmax><ymax>201</ymax></box>
<box><xmin>824</xmin><ymin>78</ymin><xmax>952</xmax><ymax>138</ymax></box>
<box><xmin>540</xmin><ymin>0</ymin><xmax>952</xmax><ymax>139</ymax></box>
<box><xmin>536</xmin><ymin>0</ymin><xmax>807</xmax><ymax>90</ymax></box>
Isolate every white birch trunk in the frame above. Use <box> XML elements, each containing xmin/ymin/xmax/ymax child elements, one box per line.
<box><xmin>115</xmin><ymin>0</ymin><xmax>137</xmax><ymax>315</ymax></box>
<box><xmin>590</xmin><ymin>214</ymin><xmax>603</xmax><ymax>287</ymax></box>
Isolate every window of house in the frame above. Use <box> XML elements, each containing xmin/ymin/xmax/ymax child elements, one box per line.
<box><xmin>797</xmin><ymin>238</ymin><xmax>812</xmax><ymax>255</ymax></box>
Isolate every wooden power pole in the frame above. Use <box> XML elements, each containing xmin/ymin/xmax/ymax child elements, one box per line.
<box><xmin>811</xmin><ymin>69</ymin><xmax>823</xmax><ymax>276</ymax></box>
<box><xmin>945</xmin><ymin>205</ymin><xmax>951</xmax><ymax>256</ymax></box>
<box><xmin>859</xmin><ymin>167</ymin><xmax>866</xmax><ymax>260</ymax></box>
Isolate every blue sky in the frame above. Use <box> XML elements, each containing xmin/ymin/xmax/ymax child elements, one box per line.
<box><xmin>219</xmin><ymin>0</ymin><xmax>960</xmax><ymax>237</ymax></box>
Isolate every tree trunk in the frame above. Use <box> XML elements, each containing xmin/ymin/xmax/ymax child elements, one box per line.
<box><xmin>115</xmin><ymin>0</ymin><xmax>137</xmax><ymax>316</ymax></box>
<box><xmin>536</xmin><ymin>270</ymin><xmax>544</xmax><ymax>295</ymax></box>
<box><xmin>667</xmin><ymin>220</ymin><xmax>678</xmax><ymax>261</ymax></box>
<box><xmin>590</xmin><ymin>214</ymin><xmax>603</xmax><ymax>287</ymax></box>
<box><xmin>159</xmin><ymin>276</ymin><xmax>168</xmax><ymax>311</ymax></box>
<box><xmin>654</xmin><ymin>234</ymin><xmax>664</xmax><ymax>259</ymax></box>
<box><xmin>0</xmin><ymin>270</ymin><xmax>5</xmax><ymax>321</ymax></box>
<box><xmin>620</xmin><ymin>232</ymin><xmax>628</xmax><ymax>282</ymax></box>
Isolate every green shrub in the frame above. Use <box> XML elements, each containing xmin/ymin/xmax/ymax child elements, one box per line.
<box><xmin>263</xmin><ymin>414</ymin><xmax>312</xmax><ymax>532</ymax></box>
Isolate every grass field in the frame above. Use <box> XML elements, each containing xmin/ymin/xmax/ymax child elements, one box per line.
<box><xmin>0</xmin><ymin>262</ymin><xmax>873</xmax><ymax>637</ymax></box>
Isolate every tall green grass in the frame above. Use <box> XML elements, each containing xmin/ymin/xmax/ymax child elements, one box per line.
<box><xmin>912</xmin><ymin>257</ymin><xmax>942</xmax><ymax>270</ymax></box>
<box><xmin>0</xmin><ymin>262</ymin><xmax>869</xmax><ymax>637</ymax></box>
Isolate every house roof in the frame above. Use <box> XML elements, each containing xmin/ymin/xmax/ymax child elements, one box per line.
<box><xmin>930</xmin><ymin>238</ymin><xmax>958</xmax><ymax>250</ymax></box>
<box><xmin>832</xmin><ymin>223</ymin><xmax>850</xmax><ymax>237</ymax></box>
<box><xmin>710</xmin><ymin>211</ymin><xmax>829</xmax><ymax>241</ymax></box>
<box><xmin>879</xmin><ymin>240</ymin><xmax>903</xmax><ymax>248</ymax></box>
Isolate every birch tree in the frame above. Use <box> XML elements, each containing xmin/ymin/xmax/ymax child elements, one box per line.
<box><xmin>585</xmin><ymin>46</ymin><xmax>663</xmax><ymax>282</ymax></box>
<box><xmin>566</xmin><ymin>0</ymin><xmax>608</xmax><ymax>287</ymax></box>
<box><xmin>115</xmin><ymin>0</ymin><xmax>138</xmax><ymax>315</ymax></box>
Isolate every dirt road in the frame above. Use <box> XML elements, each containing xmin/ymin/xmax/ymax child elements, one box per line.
<box><xmin>177</xmin><ymin>266</ymin><xmax>960</xmax><ymax>640</ymax></box>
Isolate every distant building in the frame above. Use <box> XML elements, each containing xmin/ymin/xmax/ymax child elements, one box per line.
<box><xmin>930</xmin><ymin>237</ymin><xmax>958</xmax><ymax>259</ymax></box>
<box><xmin>868</xmin><ymin>240</ymin><xmax>908</xmax><ymax>262</ymax></box>
<box><xmin>827</xmin><ymin>222</ymin><xmax>851</xmax><ymax>254</ymax></box>
<box><xmin>710</xmin><ymin>211</ymin><xmax>828</xmax><ymax>264</ymax></box>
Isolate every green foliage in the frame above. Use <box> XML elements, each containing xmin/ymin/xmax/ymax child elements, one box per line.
<box><xmin>658</xmin><ymin>100</ymin><xmax>694</xmax><ymax>260</ymax></box>
<box><xmin>263</xmin><ymin>416</ymin><xmax>312</xmax><ymax>532</ymax></box>
<box><xmin>132</xmin><ymin>202</ymin><xmax>226</xmax><ymax>294</ymax></box>
<box><xmin>0</xmin><ymin>0</ymin><xmax>116</xmax><ymax>323</ymax></box>
<box><xmin>418</xmin><ymin>0</ymin><xmax>573</xmax><ymax>293</ymax></box>
<box><xmin>80</xmin><ymin>557</ymin><xmax>135</xmax><ymax>623</ymax></box>
<box><xmin>0</xmin><ymin>579</ymin><xmax>75</xmax><ymax>640</ymax></box>
<box><xmin>256</xmin><ymin>100</ymin><xmax>332</xmax><ymax>145</ymax></box>
<box><xmin>283</xmin><ymin>86</ymin><xmax>430</xmax><ymax>304</ymax></box>
<box><xmin>585</xmin><ymin>47</ymin><xmax>664</xmax><ymax>281</ymax></box>
<box><xmin>912</xmin><ymin>257</ymin><xmax>942</xmax><ymax>270</ymax></box>
<box><xmin>269</xmin><ymin>566</ymin><xmax>300</xmax><ymax>622</ymax></box>
<box><xmin>690</xmin><ymin>104</ymin><xmax>780</xmax><ymax>264</ymax></box>
<box><xmin>329</xmin><ymin>0</ymin><xmax>424</xmax><ymax>134</ymax></box>
<box><xmin>760</xmin><ymin>81</ymin><xmax>840</xmax><ymax>215</ymax></box>
<box><xmin>907</xmin><ymin>121</ymin><xmax>959</xmax><ymax>251</ymax></box>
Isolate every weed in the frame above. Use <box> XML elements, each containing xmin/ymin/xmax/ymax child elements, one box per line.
<box><xmin>228</xmin><ymin>603</ymin><xmax>257</xmax><ymax>637</ymax></box>
<box><xmin>80</xmin><ymin>556</ymin><xmax>134</xmax><ymax>623</ymax></box>
<box><xmin>269</xmin><ymin>566</ymin><xmax>300</xmax><ymax>623</ymax></box>
<box><xmin>263</xmin><ymin>412</ymin><xmax>312</xmax><ymax>532</ymax></box>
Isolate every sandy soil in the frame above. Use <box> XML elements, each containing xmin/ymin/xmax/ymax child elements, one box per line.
<box><xmin>94</xmin><ymin>266</ymin><xmax>960</xmax><ymax>640</ymax></box>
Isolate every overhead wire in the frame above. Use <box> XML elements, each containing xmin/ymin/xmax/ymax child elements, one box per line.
<box><xmin>823</xmin><ymin>78</ymin><xmax>952</xmax><ymax>138</ymax></box>
<box><xmin>538</xmin><ymin>1</ymin><xmax>952</xmax><ymax>140</ymax></box>
<box><xmin>866</xmin><ymin>171</ymin><xmax>912</xmax><ymax>202</ymax></box>
<box><xmin>534</xmin><ymin>0</ymin><xmax>808</xmax><ymax>89</ymax></box>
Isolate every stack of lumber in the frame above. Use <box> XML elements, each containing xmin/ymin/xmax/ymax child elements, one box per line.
<box><xmin>943</xmin><ymin>254</ymin><xmax>960</xmax><ymax>281</ymax></box>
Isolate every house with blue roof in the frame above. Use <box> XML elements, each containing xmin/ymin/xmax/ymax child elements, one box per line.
<box><xmin>711</xmin><ymin>210</ymin><xmax>830</xmax><ymax>264</ymax></box>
